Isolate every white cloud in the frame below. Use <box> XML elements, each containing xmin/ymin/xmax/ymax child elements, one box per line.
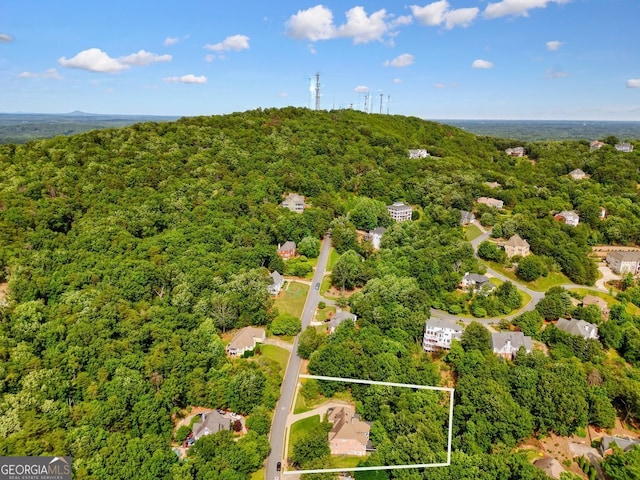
<box><xmin>444</xmin><ymin>7</ymin><xmax>480</xmax><ymax>29</ymax></box>
<box><xmin>546</xmin><ymin>40</ymin><xmax>563</xmax><ymax>51</ymax></box>
<box><xmin>411</xmin><ymin>1</ymin><xmax>478</xmax><ymax>29</ymax></box>
<box><xmin>546</xmin><ymin>67</ymin><xmax>568</xmax><ymax>78</ymax></box>
<box><xmin>205</xmin><ymin>54</ymin><xmax>216</xmax><ymax>62</ymax></box>
<box><xmin>120</xmin><ymin>50</ymin><xmax>172</xmax><ymax>66</ymax></box>
<box><xmin>164</xmin><ymin>74</ymin><xmax>207</xmax><ymax>84</ymax></box>
<box><xmin>286</xmin><ymin>5</ymin><xmax>398</xmax><ymax>44</ymax></box>
<box><xmin>164</xmin><ymin>37</ymin><xmax>179</xmax><ymax>47</ymax></box>
<box><xmin>277</xmin><ymin>92</ymin><xmax>288</xmax><ymax>98</ymax></box>
<box><xmin>434</xmin><ymin>83</ymin><xmax>446</xmax><ymax>89</ymax></box>
<box><xmin>626</xmin><ymin>79</ymin><xmax>640</xmax><ymax>88</ymax></box>
<box><xmin>205</xmin><ymin>34</ymin><xmax>250</xmax><ymax>52</ymax></box>
<box><xmin>411</xmin><ymin>1</ymin><xmax>448</xmax><ymax>26</ymax></box>
<box><xmin>355</xmin><ymin>85</ymin><xmax>369</xmax><ymax>93</ymax></box>
<box><xmin>384</xmin><ymin>53</ymin><xmax>415</xmax><ymax>68</ymax></box>
<box><xmin>18</xmin><ymin>68</ymin><xmax>61</xmax><ymax>79</ymax></box>
<box><xmin>0</xmin><ymin>33</ymin><xmax>14</xmax><ymax>43</ymax></box>
<box><xmin>336</xmin><ymin>6</ymin><xmax>388</xmax><ymax>44</ymax></box>
<box><xmin>59</xmin><ymin>48</ymin><xmax>128</xmax><ymax>73</ymax></box>
<box><xmin>393</xmin><ymin>78</ymin><xmax>403</xmax><ymax>84</ymax></box>
<box><xmin>286</xmin><ymin>5</ymin><xmax>336</xmax><ymax>41</ymax></box>
<box><xmin>472</xmin><ymin>59</ymin><xmax>494</xmax><ymax>69</ymax></box>
<box><xmin>484</xmin><ymin>0</ymin><xmax>571</xmax><ymax>19</ymax></box>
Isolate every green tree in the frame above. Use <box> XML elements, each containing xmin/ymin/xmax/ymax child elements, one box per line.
<box><xmin>271</xmin><ymin>313</ymin><xmax>302</xmax><ymax>336</ymax></box>
<box><xmin>297</xmin><ymin>327</ymin><xmax>325</xmax><ymax>359</ymax></box>
<box><xmin>460</xmin><ymin>322</ymin><xmax>491</xmax><ymax>354</ymax></box>
<box><xmin>292</xmin><ymin>421</ymin><xmax>332</xmax><ymax>467</ymax></box>
<box><xmin>332</xmin><ymin>250</ymin><xmax>366</xmax><ymax>291</ymax></box>
<box><xmin>477</xmin><ymin>241</ymin><xmax>506</xmax><ymax>263</ymax></box>
<box><xmin>602</xmin><ymin>445</ymin><xmax>640</xmax><ymax>480</ymax></box>
<box><xmin>298</xmin><ymin>236</ymin><xmax>321</xmax><ymax>258</ymax></box>
<box><xmin>516</xmin><ymin>255</ymin><xmax>549</xmax><ymax>282</ymax></box>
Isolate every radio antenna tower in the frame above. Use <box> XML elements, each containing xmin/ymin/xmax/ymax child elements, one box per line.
<box><xmin>315</xmin><ymin>73</ymin><xmax>321</xmax><ymax>111</ymax></box>
<box><xmin>364</xmin><ymin>93</ymin><xmax>369</xmax><ymax>113</ymax></box>
<box><xmin>379</xmin><ymin>93</ymin><xmax>384</xmax><ymax>114</ymax></box>
<box><xmin>387</xmin><ymin>95</ymin><xmax>391</xmax><ymax>115</ymax></box>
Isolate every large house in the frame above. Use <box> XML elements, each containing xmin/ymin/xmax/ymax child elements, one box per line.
<box><xmin>554</xmin><ymin>210</ymin><xmax>580</xmax><ymax>227</ymax></box>
<box><xmin>281</xmin><ymin>193</ymin><xmax>306</xmax><ymax>213</ymax></box>
<box><xmin>503</xmin><ymin>234</ymin><xmax>530</xmax><ymax>258</ymax></box>
<box><xmin>491</xmin><ymin>332</ymin><xmax>533</xmax><ymax>360</ymax></box>
<box><xmin>600</xmin><ymin>436</ymin><xmax>640</xmax><ymax>456</ymax></box>
<box><xmin>327</xmin><ymin>405</ymin><xmax>371</xmax><ymax>456</ymax></box>
<box><xmin>387</xmin><ymin>202</ymin><xmax>412</xmax><ymax>222</ymax></box>
<box><xmin>615</xmin><ymin>142</ymin><xmax>634</xmax><ymax>153</ymax></box>
<box><xmin>192</xmin><ymin>410</ymin><xmax>232</xmax><ymax>440</ymax></box>
<box><xmin>461</xmin><ymin>272</ymin><xmax>490</xmax><ymax>290</ymax></box>
<box><xmin>267</xmin><ymin>271</ymin><xmax>285</xmax><ymax>295</ymax></box>
<box><xmin>460</xmin><ymin>210</ymin><xmax>475</xmax><ymax>226</ymax></box>
<box><xmin>328</xmin><ymin>311</ymin><xmax>357</xmax><ymax>334</ymax></box>
<box><xmin>422</xmin><ymin>318</ymin><xmax>463</xmax><ymax>352</ymax></box>
<box><xmin>408</xmin><ymin>148</ymin><xmax>429</xmax><ymax>159</ymax></box>
<box><xmin>226</xmin><ymin>327</ymin><xmax>266</xmax><ymax>357</ymax></box>
<box><xmin>582</xmin><ymin>295</ymin><xmax>609</xmax><ymax>319</ymax></box>
<box><xmin>606</xmin><ymin>250</ymin><xmax>640</xmax><ymax>274</ymax></box>
<box><xmin>590</xmin><ymin>140</ymin><xmax>606</xmax><ymax>151</ymax></box>
<box><xmin>476</xmin><ymin>197</ymin><xmax>504</xmax><ymax>209</ymax></box>
<box><xmin>556</xmin><ymin>318</ymin><xmax>599</xmax><ymax>340</ymax></box>
<box><xmin>367</xmin><ymin>227</ymin><xmax>386</xmax><ymax>250</ymax></box>
<box><xmin>505</xmin><ymin>146</ymin><xmax>525</xmax><ymax>157</ymax></box>
<box><xmin>569</xmin><ymin>168</ymin><xmax>587</xmax><ymax>180</ymax></box>
<box><xmin>277</xmin><ymin>241</ymin><xmax>297</xmax><ymax>259</ymax></box>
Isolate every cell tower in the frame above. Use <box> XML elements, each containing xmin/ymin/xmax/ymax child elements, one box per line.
<box><xmin>387</xmin><ymin>95</ymin><xmax>391</xmax><ymax>115</ymax></box>
<box><xmin>364</xmin><ymin>93</ymin><xmax>369</xmax><ymax>113</ymax></box>
<box><xmin>379</xmin><ymin>93</ymin><xmax>384</xmax><ymax>114</ymax></box>
<box><xmin>315</xmin><ymin>73</ymin><xmax>321</xmax><ymax>111</ymax></box>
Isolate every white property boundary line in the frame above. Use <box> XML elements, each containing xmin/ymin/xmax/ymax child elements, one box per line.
<box><xmin>284</xmin><ymin>374</ymin><xmax>455</xmax><ymax>475</ymax></box>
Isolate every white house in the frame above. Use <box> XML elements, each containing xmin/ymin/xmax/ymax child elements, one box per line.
<box><xmin>491</xmin><ymin>332</ymin><xmax>533</xmax><ymax>360</ymax></box>
<box><xmin>267</xmin><ymin>271</ymin><xmax>285</xmax><ymax>295</ymax></box>
<box><xmin>556</xmin><ymin>318</ymin><xmax>599</xmax><ymax>340</ymax></box>
<box><xmin>387</xmin><ymin>202</ymin><xmax>412</xmax><ymax>222</ymax></box>
<box><xmin>460</xmin><ymin>272</ymin><xmax>490</xmax><ymax>290</ymax></box>
<box><xmin>606</xmin><ymin>251</ymin><xmax>640</xmax><ymax>274</ymax></box>
<box><xmin>422</xmin><ymin>318</ymin><xmax>463</xmax><ymax>352</ymax></box>
<box><xmin>554</xmin><ymin>210</ymin><xmax>580</xmax><ymax>227</ymax></box>
<box><xmin>368</xmin><ymin>227</ymin><xmax>387</xmax><ymax>250</ymax></box>
<box><xmin>569</xmin><ymin>168</ymin><xmax>587</xmax><ymax>180</ymax></box>
<box><xmin>281</xmin><ymin>193</ymin><xmax>306</xmax><ymax>213</ymax></box>
<box><xmin>615</xmin><ymin>142</ymin><xmax>634</xmax><ymax>153</ymax></box>
<box><xmin>408</xmin><ymin>149</ymin><xmax>429</xmax><ymax>159</ymax></box>
<box><xmin>226</xmin><ymin>327</ymin><xmax>266</xmax><ymax>357</ymax></box>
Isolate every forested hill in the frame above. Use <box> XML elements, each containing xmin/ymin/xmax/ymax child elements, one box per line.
<box><xmin>1</xmin><ymin>107</ymin><xmax>640</xmax><ymax>478</ymax></box>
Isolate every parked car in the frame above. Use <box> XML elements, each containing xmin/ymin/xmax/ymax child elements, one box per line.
<box><xmin>276</xmin><ymin>462</ymin><xmax>281</xmax><ymax>472</ymax></box>
<box><xmin>314</xmin><ymin>283</ymin><xmax>320</xmax><ymax>290</ymax></box>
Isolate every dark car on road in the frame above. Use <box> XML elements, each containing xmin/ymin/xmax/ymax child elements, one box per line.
<box><xmin>276</xmin><ymin>462</ymin><xmax>282</xmax><ymax>472</ymax></box>
<box><xmin>314</xmin><ymin>283</ymin><xmax>320</xmax><ymax>290</ymax></box>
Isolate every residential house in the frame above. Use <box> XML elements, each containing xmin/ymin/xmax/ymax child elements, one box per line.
<box><xmin>606</xmin><ymin>250</ymin><xmax>640</xmax><ymax>274</ymax></box>
<box><xmin>556</xmin><ymin>318</ymin><xmax>599</xmax><ymax>340</ymax></box>
<box><xmin>422</xmin><ymin>318</ymin><xmax>463</xmax><ymax>352</ymax></box>
<box><xmin>267</xmin><ymin>271</ymin><xmax>285</xmax><ymax>296</ymax></box>
<box><xmin>367</xmin><ymin>227</ymin><xmax>386</xmax><ymax>250</ymax></box>
<box><xmin>281</xmin><ymin>193</ymin><xmax>306</xmax><ymax>213</ymax></box>
<box><xmin>569</xmin><ymin>168</ymin><xmax>587</xmax><ymax>180</ymax></box>
<box><xmin>491</xmin><ymin>332</ymin><xmax>533</xmax><ymax>360</ymax></box>
<box><xmin>503</xmin><ymin>234</ymin><xmax>530</xmax><ymax>258</ymax></box>
<box><xmin>484</xmin><ymin>181</ymin><xmax>501</xmax><ymax>189</ymax></box>
<box><xmin>533</xmin><ymin>457</ymin><xmax>566</xmax><ymax>480</ymax></box>
<box><xmin>327</xmin><ymin>405</ymin><xmax>371</xmax><ymax>456</ymax></box>
<box><xmin>192</xmin><ymin>410</ymin><xmax>232</xmax><ymax>440</ymax></box>
<box><xmin>476</xmin><ymin>197</ymin><xmax>504</xmax><ymax>209</ymax></box>
<box><xmin>277</xmin><ymin>241</ymin><xmax>297</xmax><ymax>259</ymax></box>
<box><xmin>329</xmin><ymin>311</ymin><xmax>357</xmax><ymax>334</ymax></box>
<box><xmin>460</xmin><ymin>210</ymin><xmax>475</xmax><ymax>226</ymax></box>
<box><xmin>408</xmin><ymin>148</ymin><xmax>429</xmax><ymax>159</ymax></box>
<box><xmin>590</xmin><ymin>140</ymin><xmax>606</xmax><ymax>151</ymax></box>
<box><xmin>582</xmin><ymin>294</ymin><xmax>610</xmax><ymax>319</ymax></box>
<box><xmin>615</xmin><ymin>142</ymin><xmax>634</xmax><ymax>153</ymax></box>
<box><xmin>505</xmin><ymin>146</ymin><xmax>525</xmax><ymax>157</ymax></box>
<box><xmin>600</xmin><ymin>436</ymin><xmax>640</xmax><ymax>456</ymax></box>
<box><xmin>226</xmin><ymin>327</ymin><xmax>266</xmax><ymax>357</ymax></box>
<box><xmin>554</xmin><ymin>210</ymin><xmax>580</xmax><ymax>227</ymax></box>
<box><xmin>461</xmin><ymin>272</ymin><xmax>490</xmax><ymax>290</ymax></box>
<box><xmin>387</xmin><ymin>202</ymin><xmax>412</xmax><ymax>222</ymax></box>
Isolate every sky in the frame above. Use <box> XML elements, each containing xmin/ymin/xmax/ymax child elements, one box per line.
<box><xmin>1</xmin><ymin>0</ymin><xmax>639</xmax><ymax>120</ymax></box>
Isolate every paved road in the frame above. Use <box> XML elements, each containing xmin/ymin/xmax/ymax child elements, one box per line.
<box><xmin>266</xmin><ymin>234</ymin><xmax>332</xmax><ymax>480</ymax></box>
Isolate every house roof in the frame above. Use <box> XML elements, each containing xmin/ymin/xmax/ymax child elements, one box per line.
<box><xmin>491</xmin><ymin>332</ymin><xmax>533</xmax><ymax>352</ymax></box>
<box><xmin>460</xmin><ymin>210</ymin><xmax>475</xmax><ymax>223</ymax></box>
<box><xmin>270</xmin><ymin>271</ymin><xmax>284</xmax><ymax>285</ymax></box>
<box><xmin>327</xmin><ymin>406</ymin><xmax>370</xmax><ymax>447</ymax></box>
<box><xmin>533</xmin><ymin>457</ymin><xmax>565</xmax><ymax>479</ymax></box>
<box><xmin>426</xmin><ymin>317</ymin><xmax>463</xmax><ymax>332</ymax></box>
<box><xmin>278</xmin><ymin>241</ymin><xmax>296</xmax><ymax>252</ymax></box>
<box><xmin>193</xmin><ymin>410</ymin><xmax>231</xmax><ymax>439</ymax></box>
<box><xmin>370</xmin><ymin>227</ymin><xmax>387</xmax><ymax>236</ymax></box>
<box><xmin>330</xmin><ymin>311</ymin><xmax>357</xmax><ymax>330</ymax></box>
<box><xmin>463</xmin><ymin>272</ymin><xmax>489</xmax><ymax>284</ymax></box>
<box><xmin>504</xmin><ymin>234</ymin><xmax>529</xmax><ymax>248</ymax></box>
<box><xmin>227</xmin><ymin>326</ymin><xmax>265</xmax><ymax>351</ymax></box>
<box><xmin>283</xmin><ymin>193</ymin><xmax>305</xmax><ymax>203</ymax></box>
<box><xmin>556</xmin><ymin>318</ymin><xmax>598</xmax><ymax>339</ymax></box>
<box><xmin>608</xmin><ymin>250</ymin><xmax>640</xmax><ymax>262</ymax></box>
<box><xmin>387</xmin><ymin>202</ymin><xmax>411</xmax><ymax>211</ymax></box>
<box><xmin>477</xmin><ymin>196</ymin><xmax>503</xmax><ymax>206</ymax></box>
<box><xmin>556</xmin><ymin>210</ymin><xmax>579</xmax><ymax>221</ymax></box>
<box><xmin>484</xmin><ymin>181</ymin><xmax>501</xmax><ymax>188</ymax></box>
<box><xmin>601</xmin><ymin>436</ymin><xmax>640</xmax><ymax>453</ymax></box>
<box><xmin>569</xmin><ymin>168</ymin><xmax>586</xmax><ymax>177</ymax></box>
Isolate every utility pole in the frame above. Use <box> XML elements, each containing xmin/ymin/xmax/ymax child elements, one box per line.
<box><xmin>315</xmin><ymin>73</ymin><xmax>320</xmax><ymax>111</ymax></box>
<box><xmin>364</xmin><ymin>93</ymin><xmax>369</xmax><ymax>113</ymax></box>
<box><xmin>379</xmin><ymin>93</ymin><xmax>384</xmax><ymax>114</ymax></box>
<box><xmin>387</xmin><ymin>95</ymin><xmax>391</xmax><ymax>115</ymax></box>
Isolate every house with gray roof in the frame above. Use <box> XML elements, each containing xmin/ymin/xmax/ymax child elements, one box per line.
<box><xmin>461</xmin><ymin>272</ymin><xmax>490</xmax><ymax>290</ymax></box>
<box><xmin>408</xmin><ymin>148</ymin><xmax>429</xmax><ymax>159</ymax></box>
<box><xmin>387</xmin><ymin>202</ymin><xmax>412</xmax><ymax>222</ymax></box>
<box><xmin>281</xmin><ymin>193</ymin><xmax>306</xmax><ymax>213</ymax></box>
<box><xmin>329</xmin><ymin>311</ymin><xmax>357</xmax><ymax>334</ymax></box>
<box><xmin>267</xmin><ymin>271</ymin><xmax>284</xmax><ymax>295</ymax></box>
<box><xmin>460</xmin><ymin>210</ymin><xmax>475</xmax><ymax>226</ymax></box>
<box><xmin>367</xmin><ymin>227</ymin><xmax>387</xmax><ymax>250</ymax></box>
<box><xmin>476</xmin><ymin>197</ymin><xmax>504</xmax><ymax>209</ymax></box>
<box><xmin>600</xmin><ymin>436</ymin><xmax>640</xmax><ymax>456</ymax></box>
<box><xmin>422</xmin><ymin>318</ymin><xmax>463</xmax><ymax>352</ymax></box>
<box><xmin>556</xmin><ymin>318</ymin><xmax>599</xmax><ymax>340</ymax></box>
<box><xmin>226</xmin><ymin>327</ymin><xmax>266</xmax><ymax>357</ymax></box>
<box><xmin>533</xmin><ymin>457</ymin><xmax>565</xmax><ymax>479</ymax></box>
<box><xmin>615</xmin><ymin>142</ymin><xmax>634</xmax><ymax>153</ymax></box>
<box><xmin>554</xmin><ymin>210</ymin><xmax>579</xmax><ymax>227</ymax></box>
<box><xmin>606</xmin><ymin>250</ymin><xmax>640</xmax><ymax>274</ymax></box>
<box><xmin>192</xmin><ymin>410</ymin><xmax>232</xmax><ymax>440</ymax></box>
<box><xmin>569</xmin><ymin>168</ymin><xmax>588</xmax><ymax>180</ymax></box>
<box><xmin>491</xmin><ymin>332</ymin><xmax>533</xmax><ymax>360</ymax></box>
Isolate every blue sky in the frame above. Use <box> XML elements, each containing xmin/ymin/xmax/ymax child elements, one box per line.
<box><xmin>1</xmin><ymin>0</ymin><xmax>639</xmax><ymax>120</ymax></box>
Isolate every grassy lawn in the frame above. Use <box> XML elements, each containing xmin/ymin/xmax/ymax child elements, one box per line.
<box><xmin>259</xmin><ymin>345</ymin><xmax>290</xmax><ymax>371</ymax></box>
<box><xmin>464</xmin><ymin>224</ymin><xmax>483</xmax><ymax>241</ymax></box>
<box><xmin>326</xmin><ymin>248</ymin><xmax>340</xmax><ymax>271</ymax></box>
<box><xmin>274</xmin><ymin>281</ymin><xmax>309</xmax><ymax>318</ymax></box>
<box><xmin>288</xmin><ymin>415</ymin><xmax>320</xmax><ymax>457</ymax></box>
<box><xmin>485</xmin><ymin>261</ymin><xmax>570</xmax><ymax>292</ymax></box>
<box><xmin>315</xmin><ymin>305</ymin><xmax>336</xmax><ymax>322</ymax></box>
<box><xmin>331</xmin><ymin>455</ymin><xmax>369</xmax><ymax>469</ymax></box>
<box><xmin>569</xmin><ymin>288</ymin><xmax>640</xmax><ymax>316</ymax></box>
<box><xmin>250</xmin><ymin>469</ymin><xmax>264</xmax><ymax>480</ymax></box>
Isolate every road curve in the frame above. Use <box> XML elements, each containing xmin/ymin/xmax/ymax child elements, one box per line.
<box><xmin>266</xmin><ymin>235</ymin><xmax>332</xmax><ymax>480</ymax></box>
